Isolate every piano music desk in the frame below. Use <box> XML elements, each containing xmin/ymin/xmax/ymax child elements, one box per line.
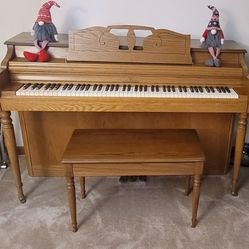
<box><xmin>61</xmin><ymin>129</ymin><xmax>205</xmax><ymax>232</ymax></box>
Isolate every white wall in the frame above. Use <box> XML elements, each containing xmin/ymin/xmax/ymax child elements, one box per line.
<box><xmin>0</xmin><ymin>0</ymin><xmax>249</xmax><ymax>145</ymax></box>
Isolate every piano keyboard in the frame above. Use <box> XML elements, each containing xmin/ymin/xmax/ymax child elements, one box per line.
<box><xmin>16</xmin><ymin>83</ymin><xmax>239</xmax><ymax>99</ymax></box>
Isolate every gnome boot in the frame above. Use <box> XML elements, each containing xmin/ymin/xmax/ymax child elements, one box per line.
<box><xmin>213</xmin><ymin>58</ymin><xmax>221</xmax><ymax>67</ymax></box>
<box><xmin>37</xmin><ymin>49</ymin><xmax>50</xmax><ymax>62</ymax></box>
<box><xmin>23</xmin><ymin>51</ymin><xmax>39</xmax><ymax>62</ymax></box>
<box><xmin>205</xmin><ymin>59</ymin><xmax>214</xmax><ymax>67</ymax></box>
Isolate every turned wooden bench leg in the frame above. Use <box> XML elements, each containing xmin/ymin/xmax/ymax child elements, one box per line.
<box><xmin>66</xmin><ymin>176</ymin><xmax>77</xmax><ymax>232</ymax></box>
<box><xmin>185</xmin><ymin>176</ymin><xmax>192</xmax><ymax>196</ymax></box>
<box><xmin>79</xmin><ymin>176</ymin><xmax>86</xmax><ymax>199</ymax></box>
<box><xmin>191</xmin><ymin>174</ymin><xmax>201</xmax><ymax>228</ymax></box>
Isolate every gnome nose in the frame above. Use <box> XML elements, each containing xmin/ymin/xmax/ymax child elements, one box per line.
<box><xmin>211</xmin><ymin>29</ymin><xmax>217</xmax><ymax>35</ymax></box>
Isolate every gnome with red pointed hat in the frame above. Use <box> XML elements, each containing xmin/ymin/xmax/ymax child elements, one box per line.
<box><xmin>200</xmin><ymin>5</ymin><xmax>224</xmax><ymax>67</ymax></box>
<box><xmin>24</xmin><ymin>1</ymin><xmax>60</xmax><ymax>62</ymax></box>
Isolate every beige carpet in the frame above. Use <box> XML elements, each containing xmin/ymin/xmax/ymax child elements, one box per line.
<box><xmin>0</xmin><ymin>156</ymin><xmax>249</xmax><ymax>249</ymax></box>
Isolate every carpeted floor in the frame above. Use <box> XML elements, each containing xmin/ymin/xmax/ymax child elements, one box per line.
<box><xmin>0</xmin><ymin>156</ymin><xmax>249</xmax><ymax>249</ymax></box>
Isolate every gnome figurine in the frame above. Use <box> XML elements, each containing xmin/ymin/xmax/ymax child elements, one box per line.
<box><xmin>24</xmin><ymin>1</ymin><xmax>60</xmax><ymax>62</ymax></box>
<box><xmin>200</xmin><ymin>5</ymin><xmax>224</xmax><ymax>67</ymax></box>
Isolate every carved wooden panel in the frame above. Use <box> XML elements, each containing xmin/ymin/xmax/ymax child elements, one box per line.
<box><xmin>67</xmin><ymin>25</ymin><xmax>192</xmax><ymax>64</ymax></box>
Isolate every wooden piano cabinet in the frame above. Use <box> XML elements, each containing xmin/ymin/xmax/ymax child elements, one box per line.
<box><xmin>1</xmin><ymin>29</ymin><xmax>248</xmax><ymax>201</ymax></box>
<box><xmin>19</xmin><ymin>111</ymin><xmax>233</xmax><ymax>177</ymax></box>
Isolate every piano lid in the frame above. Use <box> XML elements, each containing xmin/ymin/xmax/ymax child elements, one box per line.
<box><xmin>4</xmin><ymin>29</ymin><xmax>247</xmax><ymax>54</ymax></box>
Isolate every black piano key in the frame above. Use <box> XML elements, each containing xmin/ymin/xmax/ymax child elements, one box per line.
<box><xmin>190</xmin><ymin>86</ymin><xmax>194</xmax><ymax>92</ymax></box>
<box><xmin>85</xmin><ymin>84</ymin><xmax>91</xmax><ymax>90</ymax></box>
<box><xmin>68</xmin><ymin>84</ymin><xmax>73</xmax><ymax>90</ymax></box>
<box><xmin>225</xmin><ymin>87</ymin><xmax>231</xmax><ymax>93</ymax></box>
<box><xmin>135</xmin><ymin>85</ymin><xmax>138</xmax><ymax>91</ymax></box>
<box><xmin>55</xmin><ymin>84</ymin><xmax>61</xmax><ymax>90</ymax></box>
<box><xmin>24</xmin><ymin>83</ymin><xmax>31</xmax><ymax>89</ymax></box>
<box><xmin>31</xmin><ymin>83</ymin><xmax>38</xmax><ymax>89</ymax></box>
<box><xmin>105</xmin><ymin>84</ymin><xmax>110</xmax><ymax>91</ymax></box>
<box><xmin>75</xmin><ymin>84</ymin><xmax>81</xmax><ymax>91</ymax></box>
<box><xmin>62</xmin><ymin>83</ymin><xmax>69</xmax><ymax>90</ymax></box>
<box><xmin>163</xmin><ymin>86</ymin><xmax>166</xmax><ymax>92</ymax></box>
<box><xmin>172</xmin><ymin>86</ymin><xmax>176</xmax><ymax>92</ymax></box>
<box><xmin>156</xmin><ymin>85</ymin><xmax>159</xmax><ymax>92</ymax></box>
<box><xmin>49</xmin><ymin>84</ymin><xmax>56</xmax><ymax>90</ymax></box>
<box><xmin>93</xmin><ymin>84</ymin><xmax>98</xmax><ymax>91</ymax></box>
<box><xmin>205</xmin><ymin>86</ymin><xmax>210</xmax><ymax>93</ymax></box>
<box><xmin>198</xmin><ymin>86</ymin><xmax>203</xmax><ymax>93</ymax></box>
<box><xmin>37</xmin><ymin>83</ymin><xmax>44</xmax><ymax>89</ymax></box>
<box><xmin>183</xmin><ymin>86</ymin><xmax>187</xmax><ymax>92</ymax></box>
<box><xmin>179</xmin><ymin>86</ymin><xmax>183</xmax><ymax>92</ymax></box>
<box><xmin>216</xmin><ymin>87</ymin><xmax>222</xmax><ymax>93</ymax></box>
<box><xmin>110</xmin><ymin>84</ymin><xmax>115</xmax><ymax>91</ymax></box>
<box><xmin>127</xmin><ymin>85</ymin><xmax>131</xmax><ymax>91</ymax></box>
<box><xmin>167</xmin><ymin>86</ymin><xmax>171</xmax><ymax>92</ymax></box>
<box><xmin>80</xmin><ymin>84</ymin><xmax>86</xmax><ymax>90</ymax></box>
<box><xmin>210</xmin><ymin>87</ymin><xmax>215</xmax><ymax>93</ymax></box>
<box><xmin>122</xmin><ymin>85</ymin><xmax>127</xmax><ymax>91</ymax></box>
<box><xmin>194</xmin><ymin>86</ymin><xmax>199</xmax><ymax>93</ymax></box>
<box><xmin>115</xmin><ymin>85</ymin><xmax>119</xmax><ymax>91</ymax></box>
<box><xmin>98</xmin><ymin>84</ymin><xmax>103</xmax><ymax>91</ymax></box>
<box><xmin>220</xmin><ymin>87</ymin><xmax>226</xmax><ymax>93</ymax></box>
<box><xmin>151</xmin><ymin>85</ymin><xmax>155</xmax><ymax>92</ymax></box>
<box><xmin>139</xmin><ymin>85</ymin><xmax>143</xmax><ymax>91</ymax></box>
<box><xmin>45</xmin><ymin>83</ymin><xmax>51</xmax><ymax>90</ymax></box>
<box><xmin>144</xmin><ymin>85</ymin><xmax>148</xmax><ymax>92</ymax></box>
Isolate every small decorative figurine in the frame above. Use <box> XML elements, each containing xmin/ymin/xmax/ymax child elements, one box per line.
<box><xmin>23</xmin><ymin>1</ymin><xmax>60</xmax><ymax>62</ymax></box>
<box><xmin>200</xmin><ymin>5</ymin><xmax>224</xmax><ymax>67</ymax></box>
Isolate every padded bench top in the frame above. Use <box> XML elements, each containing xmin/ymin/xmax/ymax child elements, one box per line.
<box><xmin>62</xmin><ymin>129</ymin><xmax>205</xmax><ymax>164</ymax></box>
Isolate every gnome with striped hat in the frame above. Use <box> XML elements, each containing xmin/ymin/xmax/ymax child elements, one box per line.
<box><xmin>200</xmin><ymin>5</ymin><xmax>224</xmax><ymax>67</ymax></box>
<box><xmin>24</xmin><ymin>1</ymin><xmax>60</xmax><ymax>62</ymax></box>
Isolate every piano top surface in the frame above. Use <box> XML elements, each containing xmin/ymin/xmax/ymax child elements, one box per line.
<box><xmin>4</xmin><ymin>32</ymin><xmax>247</xmax><ymax>53</ymax></box>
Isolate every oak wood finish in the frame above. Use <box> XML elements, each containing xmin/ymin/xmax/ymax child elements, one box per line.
<box><xmin>0</xmin><ymin>111</ymin><xmax>25</xmax><ymax>203</ymax></box>
<box><xmin>231</xmin><ymin>113</ymin><xmax>247</xmax><ymax>195</ymax></box>
<box><xmin>0</xmin><ymin>29</ymin><xmax>248</xmax><ymax>202</ymax></box>
<box><xmin>0</xmin><ymin>69</ymin><xmax>9</xmax><ymax>91</ymax></box>
<box><xmin>5</xmin><ymin>58</ymin><xmax>245</xmax><ymax>86</ymax></box>
<box><xmin>62</xmin><ymin>129</ymin><xmax>205</xmax><ymax>231</ymax></box>
<box><xmin>67</xmin><ymin>25</ymin><xmax>192</xmax><ymax>64</ymax></box>
<box><xmin>19</xmin><ymin>112</ymin><xmax>232</xmax><ymax>176</ymax></box>
<box><xmin>62</xmin><ymin>129</ymin><xmax>205</xmax><ymax>164</ymax></box>
<box><xmin>79</xmin><ymin>177</ymin><xmax>86</xmax><ymax>199</ymax></box>
<box><xmin>65</xmin><ymin>164</ymin><xmax>77</xmax><ymax>232</ymax></box>
<box><xmin>66</xmin><ymin>176</ymin><xmax>77</xmax><ymax>232</ymax></box>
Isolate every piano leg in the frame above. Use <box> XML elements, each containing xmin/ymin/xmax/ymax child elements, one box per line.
<box><xmin>1</xmin><ymin>111</ymin><xmax>26</xmax><ymax>203</ymax></box>
<box><xmin>231</xmin><ymin>112</ymin><xmax>247</xmax><ymax>196</ymax></box>
<box><xmin>66</xmin><ymin>176</ymin><xmax>77</xmax><ymax>232</ymax></box>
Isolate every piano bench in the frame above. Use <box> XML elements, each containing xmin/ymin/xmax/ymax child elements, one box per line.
<box><xmin>61</xmin><ymin>129</ymin><xmax>205</xmax><ymax>232</ymax></box>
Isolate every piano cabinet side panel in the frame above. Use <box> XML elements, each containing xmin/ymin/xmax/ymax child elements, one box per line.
<box><xmin>19</xmin><ymin>112</ymin><xmax>233</xmax><ymax>176</ymax></box>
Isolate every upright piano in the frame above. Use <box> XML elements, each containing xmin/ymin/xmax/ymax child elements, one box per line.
<box><xmin>0</xmin><ymin>25</ymin><xmax>248</xmax><ymax>203</ymax></box>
